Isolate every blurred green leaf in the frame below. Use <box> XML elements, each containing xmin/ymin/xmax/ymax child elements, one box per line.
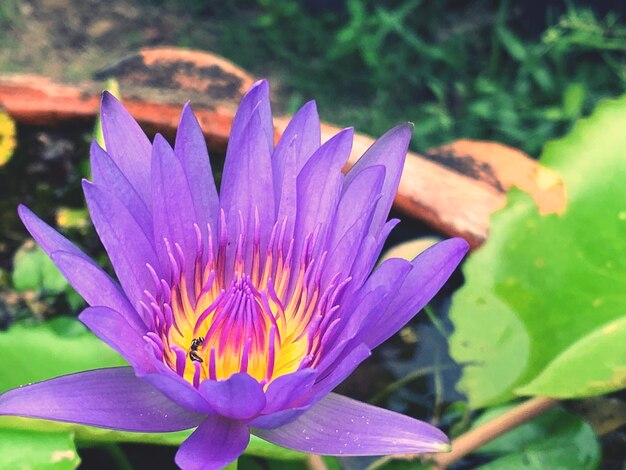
<box><xmin>496</xmin><ymin>26</ymin><xmax>526</xmax><ymax>61</ymax></box>
<box><xmin>450</xmin><ymin>94</ymin><xmax>626</xmax><ymax>407</ymax></box>
<box><xmin>0</xmin><ymin>317</ymin><xmax>126</xmax><ymax>393</ymax></box>
<box><xmin>0</xmin><ymin>429</ymin><xmax>79</xmax><ymax>469</ymax></box>
<box><xmin>65</xmin><ymin>287</ymin><xmax>86</xmax><ymax>312</ymax></box>
<box><xmin>474</xmin><ymin>406</ymin><xmax>600</xmax><ymax>469</ymax></box>
<box><xmin>12</xmin><ymin>242</ymin><xmax>68</xmax><ymax>294</ymax></box>
<box><xmin>562</xmin><ymin>83</ymin><xmax>586</xmax><ymax>119</ymax></box>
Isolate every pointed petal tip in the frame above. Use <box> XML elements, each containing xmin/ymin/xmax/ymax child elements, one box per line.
<box><xmin>448</xmin><ymin>236</ymin><xmax>471</xmax><ymax>255</ymax></box>
<box><xmin>399</xmin><ymin>121</ymin><xmax>415</xmax><ymax>136</ymax></box>
<box><xmin>382</xmin><ymin>123</ymin><xmax>413</xmax><ymax>146</ymax></box>
<box><xmin>16</xmin><ymin>204</ymin><xmax>35</xmax><ymax>230</ymax></box>
<box><xmin>180</xmin><ymin>101</ymin><xmax>196</xmax><ymax>121</ymax></box>
<box><xmin>252</xmin><ymin>78</ymin><xmax>270</xmax><ymax>91</ymax></box>
<box><xmin>81</xmin><ymin>178</ymin><xmax>94</xmax><ymax>191</ymax></box>
<box><xmin>152</xmin><ymin>132</ymin><xmax>170</xmax><ymax>149</ymax></box>
<box><xmin>89</xmin><ymin>141</ymin><xmax>110</xmax><ymax>164</ymax></box>
<box><xmin>241</xmin><ymin>79</ymin><xmax>270</xmax><ymax>103</ymax></box>
<box><xmin>100</xmin><ymin>90</ymin><xmax>121</xmax><ymax>111</ymax></box>
<box><xmin>420</xmin><ymin>237</ymin><xmax>470</xmax><ymax>263</ymax></box>
<box><xmin>16</xmin><ymin>203</ymin><xmax>29</xmax><ymax>217</ymax></box>
<box><xmin>300</xmin><ymin>99</ymin><xmax>318</xmax><ymax>114</ymax></box>
<box><xmin>328</xmin><ymin>127</ymin><xmax>354</xmax><ymax>143</ymax></box>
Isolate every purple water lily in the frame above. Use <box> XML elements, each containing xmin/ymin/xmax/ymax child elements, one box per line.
<box><xmin>0</xmin><ymin>80</ymin><xmax>468</xmax><ymax>469</ymax></box>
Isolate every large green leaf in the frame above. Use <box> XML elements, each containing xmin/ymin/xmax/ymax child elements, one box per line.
<box><xmin>518</xmin><ymin>315</ymin><xmax>626</xmax><ymax>397</ymax></box>
<box><xmin>0</xmin><ymin>317</ymin><xmax>127</xmax><ymax>393</ymax></box>
<box><xmin>450</xmin><ymin>94</ymin><xmax>626</xmax><ymax>407</ymax></box>
<box><xmin>0</xmin><ymin>429</ymin><xmax>80</xmax><ymax>469</ymax></box>
<box><xmin>474</xmin><ymin>406</ymin><xmax>600</xmax><ymax>470</ymax></box>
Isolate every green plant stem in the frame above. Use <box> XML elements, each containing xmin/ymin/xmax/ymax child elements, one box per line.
<box><xmin>431</xmin><ymin>351</ymin><xmax>444</xmax><ymax>426</ymax></box>
<box><xmin>369</xmin><ymin>365</ymin><xmax>455</xmax><ymax>405</ymax></box>
<box><xmin>422</xmin><ymin>304</ymin><xmax>450</xmax><ymax>338</ymax></box>
<box><xmin>103</xmin><ymin>443</ymin><xmax>133</xmax><ymax>470</ymax></box>
<box><xmin>429</xmin><ymin>396</ymin><xmax>559</xmax><ymax>469</ymax></box>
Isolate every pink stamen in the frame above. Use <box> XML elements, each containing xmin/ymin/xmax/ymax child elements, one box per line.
<box><xmin>208</xmin><ymin>347</ymin><xmax>217</xmax><ymax>380</ymax></box>
<box><xmin>240</xmin><ymin>337</ymin><xmax>252</xmax><ymax>373</ymax></box>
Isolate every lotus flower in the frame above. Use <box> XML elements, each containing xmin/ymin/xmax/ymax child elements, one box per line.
<box><xmin>0</xmin><ymin>80</ymin><xmax>469</xmax><ymax>469</ymax></box>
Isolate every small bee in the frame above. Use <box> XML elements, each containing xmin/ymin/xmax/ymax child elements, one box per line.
<box><xmin>188</xmin><ymin>337</ymin><xmax>205</xmax><ymax>363</ymax></box>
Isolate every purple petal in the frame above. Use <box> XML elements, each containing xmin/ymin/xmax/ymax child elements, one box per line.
<box><xmin>220</xmin><ymin>110</ymin><xmax>275</xmax><ymax>272</ymax></box>
<box><xmin>251</xmin><ymin>406</ymin><xmax>310</xmax><ymax>430</ymax></box>
<box><xmin>262</xmin><ymin>369</ymin><xmax>317</xmax><ymax>415</ymax></box>
<box><xmin>273</xmin><ymin>100</ymin><xmax>320</xmax><ymax>205</ymax></box>
<box><xmin>228</xmin><ymin>79</ymin><xmax>273</xmax><ymax>155</ymax></box>
<box><xmin>253</xmin><ymin>393</ymin><xmax>449</xmax><ymax>455</ymax></box>
<box><xmin>19</xmin><ymin>204</ymin><xmax>84</xmax><ymax>258</ymax></box>
<box><xmin>343</xmin><ymin>257</ymin><xmax>413</xmax><ymax>339</ymax></box>
<box><xmin>310</xmin><ymin>343</ymin><xmax>371</xmax><ymax>400</ymax></box>
<box><xmin>343</xmin><ymin>124</ymin><xmax>412</xmax><ymax>236</ymax></box>
<box><xmin>320</xmin><ymin>258</ymin><xmax>414</xmax><ymax>353</ymax></box>
<box><xmin>152</xmin><ymin>134</ymin><xmax>197</xmax><ymax>278</ymax></box>
<box><xmin>323</xmin><ymin>286</ymin><xmax>391</xmax><ymax>356</ymax></box>
<box><xmin>18</xmin><ymin>206</ymin><xmax>144</xmax><ymax>333</ymax></box>
<box><xmin>346</xmin><ymin>219</ymin><xmax>400</xmax><ymax>293</ymax></box>
<box><xmin>83</xmin><ymin>181</ymin><xmax>159</xmax><ymax>303</ymax></box>
<box><xmin>362</xmin><ymin>237</ymin><xmax>469</xmax><ymax>349</ymax></box>
<box><xmin>100</xmin><ymin>92</ymin><xmax>152</xmax><ymax>206</ymax></box>
<box><xmin>323</xmin><ymin>165</ymin><xmax>385</xmax><ymax>283</ymax></box>
<box><xmin>198</xmin><ymin>372</ymin><xmax>266</xmax><ymax>420</ymax></box>
<box><xmin>78</xmin><ymin>306</ymin><xmax>153</xmax><ymax>371</ymax></box>
<box><xmin>139</xmin><ymin>362</ymin><xmax>214</xmax><ymax>415</ymax></box>
<box><xmin>294</xmin><ymin>128</ymin><xmax>353</xmax><ymax>264</ymax></box>
<box><xmin>175</xmin><ymin>415</ymin><xmax>250</xmax><ymax>470</ymax></box>
<box><xmin>275</xmin><ymin>139</ymin><xmax>298</xmax><ymax>245</ymax></box>
<box><xmin>0</xmin><ymin>367</ymin><xmax>203</xmax><ymax>432</ymax></box>
<box><xmin>51</xmin><ymin>251</ymin><xmax>146</xmax><ymax>334</ymax></box>
<box><xmin>328</xmin><ymin>165</ymin><xmax>385</xmax><ymax>247</ymax></box>
<box><xmin>175</xmin><ymin>103</ymin><xmax>219</xmax><ymax>241</ymax></box>
<box><xmin>90</xmin><ymin>142</ymin><xmax>153</xmax><ymax>240</ymax></box>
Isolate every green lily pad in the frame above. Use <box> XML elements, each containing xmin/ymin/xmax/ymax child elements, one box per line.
<box><xmin>0</xmin><ymin>429</ymin><xmax>80</xmax><ymax>469</ymax></box>
<box><xmin>474</xmin><ymin>405</ymin><xmax>600</xmax><ymax>469</ymax></box>
<box><xmin>12</xmin><ymin>242</ymin><xmax>68</xmax><ymax>294</ymax></box>
<box><xmin>450</xmin><ymin>94</ymin><xmax>626</xmax><ymax>407</ymax></box>
<box><xmin>0</xmin><ymin>317</ymin><xmax>126</xmax><ymax>393</ymax></box>
<box><xmin>518</xmin><ymin>315</ymin><xmax>626</xmax><ymax>397</ymax></box>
